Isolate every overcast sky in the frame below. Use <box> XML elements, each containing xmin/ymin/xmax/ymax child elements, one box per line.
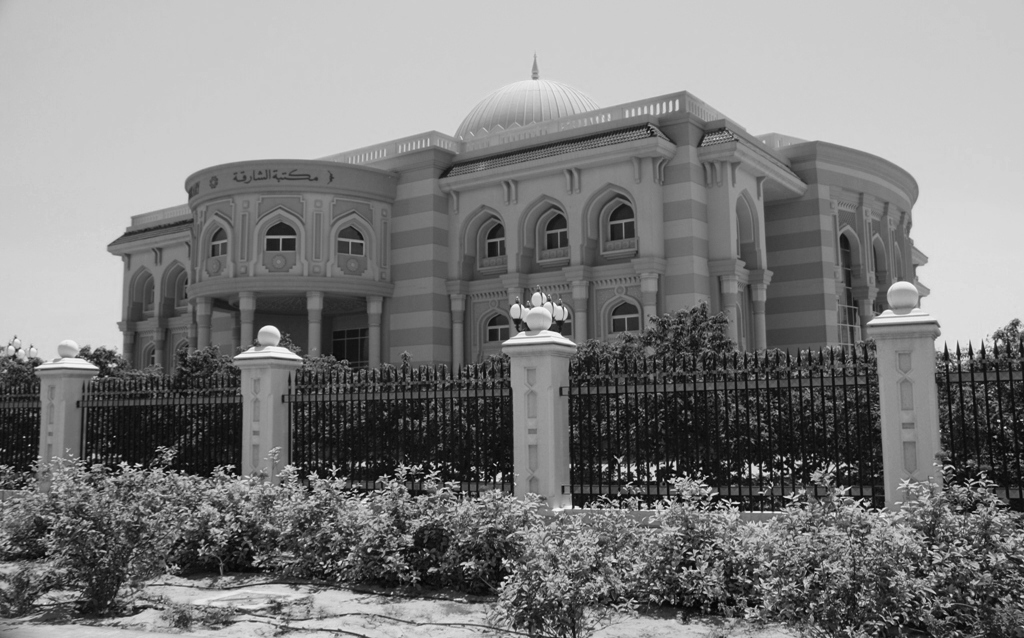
<box><xmin>1</xmin><ymin>0</ymin><xmax>1021</xmax><ymax>360</ymax></box>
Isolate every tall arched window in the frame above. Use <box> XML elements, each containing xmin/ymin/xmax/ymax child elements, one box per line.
<box><xmin>610</xmin><ymin>302</ymin><xmax>640</xmax><ymax>333</ymax></box>
<box><xmin>173</xmin><ymin>270</ymin><xmax>188</xmax><ymax>308</ymax></box>
<box><xmin>142</xmin><ymin>276</ymin><xmax>155</xmax><ymax>313</ymax></box>
<box><xmin>210</xmin><ymin>228</ymin><xmax>227</xmax><ymax>257</ymax></box>
<box><xmin>487</xmin><ymin>315</ymin><xmax>510</xmax><ymax>342</ymax></box>
<box><xmin>838</xmin><ymin>234</ymin><xmax>859</xmax><ymax>344</ymax></box>
<box><xmin>337</xmin><ymin>227</ymin><xmax>365</xmax><ymax>256</ymax></box>
<box><xmin>265</xmin><ymin>222</ymin><xmax>297</xmax><ymax>252</ymax></box>
<box><xmin>545</xmin><ymin>214</ymin><xmax>568</xmax><ymax>250</ymax></box>
<box><xmin>608</xmin><ymin>204</ymin><xmax>635</xmax><ymax>241</ymax></box>
<box><xmin>486</xmin><ymin>224</ymin><xmax>506</xmax><ymax>258</ymax></box>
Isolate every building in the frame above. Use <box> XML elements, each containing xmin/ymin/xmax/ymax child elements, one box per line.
<box><xmin>108</xmin><ymin>59</ymin><xmax>928</xmax><ymax>371</ymax></box>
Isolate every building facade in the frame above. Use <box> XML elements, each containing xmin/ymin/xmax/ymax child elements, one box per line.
<box><xmin>108</xmin><ymin>61</ymin><xmax>928</xmax><ymax>371</ymax></box>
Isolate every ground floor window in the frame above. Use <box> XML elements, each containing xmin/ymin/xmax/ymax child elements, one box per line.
<box><xmin>332</xmin><ymin>328</ymin><xmax>368</xmax><ymax>366</ymax></box>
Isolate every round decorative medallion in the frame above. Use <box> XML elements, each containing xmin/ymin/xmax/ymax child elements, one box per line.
<box><xmin>615</xmin><ymin>285</ymin><xmax>625</xmax><ymax>295</ymax></box>
<box><xmin>489</xmin><ymin>300</ymin><xmax>497</xmax><ymax>308</ymax></box>
<box><xmin>346</xmin><ymin>258</ymin><xmax>360</xmax><ymax>272</ymax></box>
<box><xmin>209</xmin><ymin>259</ymin><xmax>222</xmax><ymax>274</ymax></box>
<box><xmin>209</xmin><ymin>176</ymin><xmax>219</xmax><ymax>189</ymax></box>
<box><xmin>312</xmin><ymin>265</ymin><xmax>321</xmax><ymax>274</ymax></box>
<box><xmin>271</xmin><ymin>255</ymin><xmax>287</xmax><ymax>269</ymax></box>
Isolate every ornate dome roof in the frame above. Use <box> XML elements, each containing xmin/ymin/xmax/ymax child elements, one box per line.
<box><xmin>455</xmin><ymin>57</ymin><xmax>600</xmax><ymax>140</ymax></box>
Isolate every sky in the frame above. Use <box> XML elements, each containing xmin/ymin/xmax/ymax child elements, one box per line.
<box><xmin>1</xmin><ymin>0</ymin><xmax>1021</xmax><ymax>360</ymax></box>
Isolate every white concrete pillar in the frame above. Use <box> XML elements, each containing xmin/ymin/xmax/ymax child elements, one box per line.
<box><xmin>153</xmin><ymin>331</ymin><xmax>166</xmax><ymax>369</ymax></box>
<box><xmin>502</xmin><ymin>310</ymin><xmax>577</xmax><ymax>509</ymax></box>
<box><xmin>867</xmin><ymin>282</ymin><xmax>943</xmax><ymax>509</ymax></box>
<box><xmin>196</xmin><ymin>297</ymin><xmax>213</xmax><ymax>349</ymax></box>
<box><xmin>570</xmin><ymin>280</ymin><xmax>589</xmax><ymax>342</ymax></box>
<box><xmin>750</xmin><ymin>269</ymin><xmax>772</xmax><ymax>351</ymax></box>
<box><xmin>367</xmin><ymin>296</ymin><xmax>383</xmax><ymax>368</ymax></box>
<box><xmin>719</xmin><ymin>274</ymin><xmax>740</xmax><ymax>345</ymax></box>
<box><xmin>233</xmin><ymin>326</ymin><xmax>303</xmax><ymax>483</ymax></box>
<box><xmin>306</xmin><ymin>291</ymin><xmax>324</xmax><ymax>358</ymax></box>
<box><xmin>450</xmin><ymin>293</ymin><xmax>465</xmax><ymax>368</ymax></box>
<box><xmin>639</xmin><ymin>272</ymin><xmax>659</xmax><ymax>326</ymax></box>
<box><xmin>35</xmin><ymin>341</ymin><xmax>99</xmax><ymax>487</ymax></box>
<box><xmin>239</xmin><ymin>291</ymin><xmax>256</xmax><ymax>348</ymax></box>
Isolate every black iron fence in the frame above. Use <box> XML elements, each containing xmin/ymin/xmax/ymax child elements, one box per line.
<box><xmin>0</xmin><ymin>377</ymin><xmax>40</xmax><ymax>479</ymax></box>
<box><xmin>938</xmin><ymin>341</ymin><xmax>1024</xmax><ymax>510</ymax></box>
<box><xmin>565</xmin><ymin>345</ymin><xmax>882</xmax><ymax>511</ymax></box>
<box><xmin>286</xmin><ymin>359</ymin><xmax>513</xmax><ymax>494</ymax></box>
<box><xmin>80</xmin><ymin>374</ymin><xmax>242</xmax><ymax>475</ymax></box>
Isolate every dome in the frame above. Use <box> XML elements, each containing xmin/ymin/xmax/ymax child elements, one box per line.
<box><xmin>455</xmin><ymin>58</ymin><xmax>600</xmax><ymax>140</ymax></box>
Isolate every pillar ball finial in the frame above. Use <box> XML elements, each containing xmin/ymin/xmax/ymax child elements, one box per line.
<box><xmin>887</xmin><ymin>281</ymin><xmax>919</xmax><ymax>315</ymax></box>
<box><xmin>57</xmin><ymin>340</ymin><xmax>80</xmax><ymax>359</ymax></box>
<box><xmin>257</xmin><ymin>325</ymin><xmax>281</xmax><ymax>347</ymax></box>
<box><xmin>525</xmin><ymin>306</ymin><xmax>553</xmax><ymax>331</ymax></box>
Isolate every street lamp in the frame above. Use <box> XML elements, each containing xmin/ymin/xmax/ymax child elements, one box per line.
<box><xmin>4</xmin><ymin>336</ymin><xmax>38</xmax><ymax>362</ymax></box>
<box><xmin>509</xmin><ymin>287</ymin><xmax>570</xmax><ymax>334</ymax></box>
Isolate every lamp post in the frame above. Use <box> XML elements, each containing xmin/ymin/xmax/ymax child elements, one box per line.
<box><xmin>4</xmin><ymin>336</ymin><xmax>38</xmax><ymax>362</ymax></box>
<box><xmin>509</xmin><ymin>286</ymin><xmax>570</xmax><ymax>334</ymax></box>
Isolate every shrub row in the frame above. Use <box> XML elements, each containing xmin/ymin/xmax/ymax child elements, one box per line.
<box><xmin>1</xmin><ymin>459</ymin><xmax>1022</xmax><ymax>637</ymax></box>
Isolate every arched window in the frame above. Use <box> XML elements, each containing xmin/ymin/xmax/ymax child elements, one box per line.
<box><xmin>265</xmin><ymin>222</ymin><xmax>297</xmax><ymax>252</ymax></box>
<box><xmin>545</xmin><ymin>214</ymin><xmax>568</xmax><ymax>250</ymax></box>
<box><xmin>838</xmin><ymin>234</ymin><xmax>859</xmax><ymax>344</ymax></box>
<box><xmin>142</xmin><ymin>276</ymin><xmax>155</xmax><ymax>313</ymax></box>
<box><xmin>210</xmin><ymin>228</ymin><xmax>227</xmax><ymax>257</ymax></box>
<box><xmin>142</xmin><ymin>343</ymin><xmax>156</xmax><ymax>368</ymax></box>
<box><xmin>610</xmin><ymin>302</ymin><xmax>640</xmax><ymax>333</ymax></box>
<box><xmin>337</xmin><ymin>227</ymin><xmax>365</xmax><ymax>256</ymax></box>
<box><xmin>486</xmin><ymin>315</ymin><xmax>510</xmax><ymax>342</ymax></box>
<box><xmin>486</xmin><ymin>224</ymin><xmax>506</xmax><ymax>258</ymax></box>
<box><xmin>608</xmin><ymin>204</ymin><xmax>635</xmax><ymax>241</ymax></box>
<box><xmin>173</xmin><ymin>270</ymin><xmax>188</xmax><ymax>308</ymax></box>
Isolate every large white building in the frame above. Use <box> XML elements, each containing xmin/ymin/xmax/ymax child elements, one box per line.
<box><xmin>108</xmin><ymin>59</ymin><xmax>928</xmax><ymax>371</ymax></box>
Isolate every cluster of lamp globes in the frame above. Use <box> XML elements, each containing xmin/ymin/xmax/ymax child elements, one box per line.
<box><xmin>509</xmin><ymin>287</ymin><xmax>570</xmax><ymax>334</ymax></box>
<box><xmin>4</xmin><ymin>336</ymin><xmax>38</xmax><ymax>362</ymax></box>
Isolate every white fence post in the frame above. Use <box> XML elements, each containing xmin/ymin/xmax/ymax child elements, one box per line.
<box><xmin>502</xmin><ymin>304</ymin><xmax>576</xmax><ymax>509</ymax></box>
<box><xmin>867</xmin><ymin>282</ymin><xmax>943</xmax><ymax>509</ymax></box>
<box><xmin>233</xmin><ymin>326</ymin><xmax>302</xmax><ymax>483</ymax></box>
<box><xmin>34</xmin><ymin>340</ymin><xmax>99</xmax><ymax>486</ymax></box>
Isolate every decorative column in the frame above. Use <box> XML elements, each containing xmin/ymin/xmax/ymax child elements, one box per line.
<box><xmin>750</xmin><ymin>269</ymin><xmax>773</xmax><ymax>350</ymax></box>
<box><xmin>233</xmin><ymin>326</ymin><xmax>303</xmax><ymax>483</ymax></box>
<box><xmin>570</xmin><ymin>280</ymin><xmax>589</xmax><ymax>342</ymax></box>
<box><xmin>122</xmin><ymin>331</ymin><xmax>136</xmax><ymax>366</ymax></box>
<box><xmin>238</xmin><ymin>291</ymin><xmax>256</xmax><ymax>348</ymax></box>
<box><xmin>450</xmin><ymin>293</ymin><xmax>465</xmax><ymax>368</ymax></box>
<box><xmin>502</xmin><ymin>306</ymin><xmax>577</xmax><ymax>509</ymax></box>
<box><xmin>153</xmin><ymin>331</ymin><xmax>166</xmax><ymax>369</ymax></box>
<box><xmin>867</xmin><ymin>282</ymin><xmax>943</xmax><ymax>509</ymax></box>
<box><xmin>367</xmin><ymin>295</ymin><xmax>383</xmax><ymax>368</ymax></box>
<box><xmin>196</xmin><ymin>296</ymin><xmax>212</xmax><ymax>349</ymax></box>
<box><xmin>306</xmin><ymin>291</ymin><xmax>324</xmax><ymax>358</ymax></box>
<box><xmin>639</xmin><ymin>272</ymin><xmax>659</xmax><ymax>325</ymax></box>
<box><xmin>35</xmin><ymin>341</ymin><xmax>99</xmax><ymax>487</ymax></box>
<box><xmin>719</xmin><ymin>275</ymin><xmax>740</xmax><ymax>344</ymax></box>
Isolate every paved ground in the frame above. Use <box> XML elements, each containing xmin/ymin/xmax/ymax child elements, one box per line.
<box><xmin>0</xmin><ymin>574</ymin><xmax>798</xmax><ymax>638</ymax></box>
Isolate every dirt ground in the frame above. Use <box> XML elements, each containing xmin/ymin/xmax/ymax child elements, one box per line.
<box><xmin>0</xmin><ymin>572</ymin><xmax>799</xmax><ymax>638</ymax></box>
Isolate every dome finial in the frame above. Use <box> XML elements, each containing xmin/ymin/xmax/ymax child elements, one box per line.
<box><xmin>531</xmin><ymin>53</ymin><xmax>539</xmax><ymax>80</ymax></box>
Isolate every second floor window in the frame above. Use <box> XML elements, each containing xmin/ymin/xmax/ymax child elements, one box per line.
<box><xmin>210</xmin><ymin>228</ymin><xmax>227</xmax><ymax>257</ymax></box>
<box><xmin>337</xmin><ymin>227</ymin><xmax>365</xmax><ymax>256</ymax></box>
<box><xmin>545</xmin><ymin>214</ymin><xmax>568</xmax><ymax>250</ymax></box>
<box><xmin>265</xmin><ymin>222</ymin><xmax>297</xmax><ymax>252</ymax></box>
<box><xmin>486</xmin><ymin>224</ymin><xmax>506</xmax><ymax>258</ymax></box>
<box><xmin>608</xmin><ymin>204</ymin><xmax>635</xmax><ymax>241</ymax></box>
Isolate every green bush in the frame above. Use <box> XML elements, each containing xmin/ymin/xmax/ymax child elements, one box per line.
<box><xmin>0</xmin><ymin>480</ymin><xmax>51</xmax><ymax>560</ymax></box>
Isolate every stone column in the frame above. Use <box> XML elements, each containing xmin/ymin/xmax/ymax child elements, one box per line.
<box><xmin>122</xmin><ymin>332</ymin><xmax>136</xmax><ymax>367</ymax></box>
<box><xmin>239</xmin><ymin>291</ymin><xmax>256</xmax><ymax>348</ymax></box>
<box><xmin>306</xmin><ymin>291</ymin><xmax>324</xmax><ymax>358</ymax></box>
<box><xmin>570</xmin><ymin>280</ymin><xmax>589</xmax><ymax>342</ymax></box>
<box><xmin>502</xmin><ymin>308</ymin><xmax>577</xmax><ymax>509</ymax></box>
<box><xmin>867</xmin><ymin>282</ymin><xmax>943</xmax><ymax>509</ymax></box>
<box><xmin>35</xmin><ymin>341</ymin><xmax>99</xmax><ymax>487</ymax></box>
<box><xmin>367</xmin><ymin>296</ymin><xmax>383</xmax><ymax>368</ymax></box>
<box><xmin>153</xmin><ymin>331</ymin><xmax>166</xmax><ymax>369</ymax></box>
<box><xmin>234</xmin><ymin>326</ymin><xmax>303</xmax><ymax>483</ymax></box>
<box><xmin>719</xmin><ymin>274</ymin><xmax>740</xmax><ymax>345</ymax></box>
<box><xmin>639</xmin><ymin>272</ymin><xmax>659</xmax><ymax>326</ymax></box>
<box><xmin>196</xmin><ymin>296</ymin><xmax>213</xmax><ymax>349</ymax></box>
<box><xmin>750</xmin><ymin>269</ymin><xmax>773</xmax><ymax>351</ymax></box>
<box><xmin>450</xmin><ymin>293</ymin><xmax>466</xmax><ymax>368</ymax></box>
